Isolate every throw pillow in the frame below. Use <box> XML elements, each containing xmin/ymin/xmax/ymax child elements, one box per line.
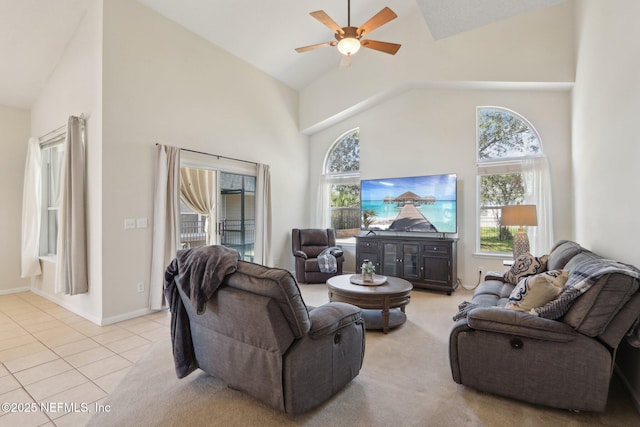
<box><xmin>505</xmin><ymin>270</ymin><xmax>569</xmax><ymax>312</ymax></box>
<box><xmin>503</xmin><ymin>253</ymin><xmax>549</xmax><ymax>285</ymax></box>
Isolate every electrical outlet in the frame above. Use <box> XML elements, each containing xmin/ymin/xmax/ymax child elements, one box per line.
<box><xmin>136</xmin><ymin>282</ymin><xmax>144</xmax><ymax>293</ymax></box>
<box><xmin>478</xmin><ymin>266</ymin><xmax>484</xmax><ymax>274</ymax></box>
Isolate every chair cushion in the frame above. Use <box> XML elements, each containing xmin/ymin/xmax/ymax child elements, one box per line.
<box><xmin>504</xmin><ymin>253</ymin><xmax>549</xmax><ymax>285</ymax></box>
<box><xmin>299</xmin><ymin>229</ymin><xmax>330</xmax><ymax>246</ymax></box>
<box><xmin>223</xmin><ymin>261</ymin><xmax>311</xmax><ymax>337</ymax></box>
<box><xmin>304</xmin><ymin>259</ymin><xmax>321</xmax><ymax>273</ymax></box>
<box><xmin>470</xmin><ymin>279</ymin><xmax>515</xmax><ymax>308</ymax></box>
<box><xmin>547</xmin><ymin>240</ymin><xmax>583</xmax><ymax>270</ymax></box>
<box><xmin>299</xmin><ymin>229</ymin><xmax>331</xmax><ymax>257</ymax></box>
<box><xmin>564</xmin><ymin>271</ymin><xmax>640</xmax><ymax>337</ymax></box>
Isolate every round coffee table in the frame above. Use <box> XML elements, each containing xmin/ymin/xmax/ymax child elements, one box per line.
<box><xmin>326</xmin><ymin>274</ymin><xmax>412</xmax><ymax>333</ymax></box>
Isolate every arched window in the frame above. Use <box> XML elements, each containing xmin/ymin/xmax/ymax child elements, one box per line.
<box><xmin>321</xmin><ymin>128</ymin><xmax>360</xmax><ymax>242</ymax></box>
<box><xmin>477</xmin><ymin>107</ymin><xmax>553</xmax><ymax>256</ymax></box>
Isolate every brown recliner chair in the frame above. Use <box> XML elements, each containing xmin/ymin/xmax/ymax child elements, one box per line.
<box><xmin>292</xmin><ymin>228</ymin><xmax>344</xmax><ymax>283</ymax></box>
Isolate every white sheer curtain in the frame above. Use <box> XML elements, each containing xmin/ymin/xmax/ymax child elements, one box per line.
<box><xmin>180</xmin><ymin>167</ymin><xmax>217</xmax><ymax>245</ymax></box>
<box><xmin>254</xmin><ymin>163</ymin><xmax>271</xmax><ymax>266</ymax></box>
<box><xmin>55</xmin><ymin>116</ymin><xmax>88</xmax><ymax>295</ymax></box>
<box><xmin>523</xmin><ymin>156</ymin><xmax>554</xmax><ymax>255</ymax></box>
<box><xmin>21</xmin><ymin>137</ymin><xmax>42</xmax><ymax>278</ymax></box>
<box><xmin>150</xmin><ymin>145</ymin><xmax>180</xmax><ymax>309</ymax></box>
<box><xmin>316</xmin><ymin>175</ymin><xmax>331</xmax><ymax>228</ymax></box>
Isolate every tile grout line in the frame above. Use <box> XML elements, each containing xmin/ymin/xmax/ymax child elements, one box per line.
<box><xmin>0</xmin><ymin>292</ymin><xmax>171</xmax><ymax>426</ymax></box>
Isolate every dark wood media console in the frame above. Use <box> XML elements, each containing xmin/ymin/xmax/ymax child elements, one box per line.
<box><xmin>355</xmin><ymin>235</ymin><xmax>457</xmax><ymax>294</ymax></box>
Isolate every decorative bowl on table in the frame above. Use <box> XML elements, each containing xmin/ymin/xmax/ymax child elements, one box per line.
<box><xmin>349</xmin><ymin>274</ymin><xmax>387</xmax><ymax>286</ymax></box>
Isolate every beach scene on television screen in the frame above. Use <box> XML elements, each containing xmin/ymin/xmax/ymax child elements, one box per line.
<box><xmin>361</xmin><ymin>174</ymin><xmax>457</xmax><ymax>233</ymax></box>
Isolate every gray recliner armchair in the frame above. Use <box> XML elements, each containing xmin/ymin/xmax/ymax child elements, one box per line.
<box><xmin>172</xmin><ymin>259</ymin><xmax>365</xmax><ymax>414</ymax></box>
<box><xmin>292</xmin><ymin>228</ymin><xmax>344</xmax><ymax>283</ymax></box>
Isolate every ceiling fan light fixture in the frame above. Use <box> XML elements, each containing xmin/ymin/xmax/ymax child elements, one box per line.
<box><xmin>296</xmin><ymin>3</ymin><xmax>400</xmax><ymax>58</ymax></box>
<box><xmin>337</xmin><ymin>37</ymin><xmax>361</xmax><ymax>55</ymax></box>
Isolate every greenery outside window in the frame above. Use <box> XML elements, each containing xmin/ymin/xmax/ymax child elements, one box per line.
<box><xmin>323</xmin><ymin>128</ymin><xmax>360</xmax><ymax>243</ymax></box>
<box><xmin>477</xmin><ymin>107</ymin><xmax>546</xmax><ymax>255</ymax></box>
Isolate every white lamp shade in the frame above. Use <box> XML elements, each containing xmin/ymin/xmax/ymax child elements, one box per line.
<box><xmin>337</xmin><ymin>37</ymin><xmax>361</xmax><ymax>55</ymax></box>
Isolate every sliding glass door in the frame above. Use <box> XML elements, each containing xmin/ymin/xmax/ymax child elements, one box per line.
<box><xmin>219</xmin><ymin>173</ymin><xmax>255</xmax><ymax>261</ymax></box>
<box><xmin>178</xmin><ymin>164</ymin><xmax>256</xmax><ymax>262</ymax></box>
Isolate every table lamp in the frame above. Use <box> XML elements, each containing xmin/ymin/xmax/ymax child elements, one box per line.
<box><xmin>501</xmin><ymin>204</ymin><xmax>537</xmax><ymax>259</ymax></box>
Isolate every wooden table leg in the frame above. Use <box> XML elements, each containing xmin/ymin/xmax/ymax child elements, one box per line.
<box><xmin>382</xmin><ymin>296</ymin><xmax>390</xmax><ymax>333</ymax></box>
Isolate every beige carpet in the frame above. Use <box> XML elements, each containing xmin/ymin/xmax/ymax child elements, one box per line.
<box><xmin>89</xmin><ymin>285</ymin><xmax>640</xmax><ymax>427</ymax></box>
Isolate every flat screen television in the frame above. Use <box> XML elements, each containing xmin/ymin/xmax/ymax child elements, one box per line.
<box><xmin>360</xmin><ymin>173</ymin><xmax>457</xmax><ymax>234</ymax></box>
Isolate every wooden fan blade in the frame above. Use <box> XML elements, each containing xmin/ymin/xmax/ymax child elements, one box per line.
<box><xmin>361</xmin><ymin>39</ymin><xmax>401</xmax><ymax>55</ymax></box>
<box><xmin>358</xmin><ymin>7</ymin><xmax>397</xmax><ymax>36</ymax></box>
<box><xmin>310</xmin><ymin>10</ymin><xmax>343</xmax><ymax>35</ymax></box>
<box><xmin>295</xmin><ymin>41</ymin><xmax>336</xmax><ymax>53</ymax></box>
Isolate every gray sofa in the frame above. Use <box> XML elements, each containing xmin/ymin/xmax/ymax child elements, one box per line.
<box><xmin>167</xmin><ymin>255</ymin><xmax>365</xmax><ymax>414</ymax></box>
<box><xmin>449</xmin><ymin>240</ymin><xmax>640</xmax><ymax>412</ymax></box>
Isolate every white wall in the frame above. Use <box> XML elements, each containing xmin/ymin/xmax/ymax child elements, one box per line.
<box><xmin>573</xmin><ymin>0</ymin><xmax>640</xmax><ymax>266</ymax></box>
<box><xmin>0</xmin><ymin>105</ymin><xmax>31</xmax><ymax>293</ymax></box>
<box><xmin>573</xmin><ymin>0</ymin><xmax>640</xmax><ymax>409</ymax></box>
<box><xmin>29</xmin><ymin>0</ymin><xmax>103</xmax><ymax>323</ymax></box>
<box><xmin>100</xmin><ymin>0</ymin><xmax>308</xmax><ymax>320</ymax></box>
<box><xmin>25</xmin><ymin>0</ymin><xmax>308</xmax><ymax>324</ymax></box>
<box><xmin>300</xmin><ymin>1</ymin><xmax>575</xmax><ymax>133</ymax></box>
<box><xmin>309</xmin><ymin>87</ymin><xmax>573</xmax><ymax>287</ymax></box>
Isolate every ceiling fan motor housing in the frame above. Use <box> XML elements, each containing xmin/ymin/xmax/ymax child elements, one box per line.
<box><xmin>335</xmin><ymin>26</ymin><xmax>362</xmax><ymax>41</ymax></box>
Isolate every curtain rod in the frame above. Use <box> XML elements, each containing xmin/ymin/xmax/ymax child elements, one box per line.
<box><xmin>39</xmin><ymin>124</ymin><xmax>66</xmax><ymax>142</ymax></box>
<box><xmin>156</xmin><ymin>143</ymin><xmax>257</xmax><ymax>166</ymax></box>
<box><xmin>38</xmin><ymin>114</ymin><xmax>87</xmax><ymax>144</ymax></box>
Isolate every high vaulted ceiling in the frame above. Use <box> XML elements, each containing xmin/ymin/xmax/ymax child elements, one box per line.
<box><xmin>1</xmin><ymin>0</ymin><xmax>567</xmax><ymax>109</ymax></box>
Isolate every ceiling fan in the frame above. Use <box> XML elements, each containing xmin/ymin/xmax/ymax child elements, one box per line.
<box><xmin>295</xmin><ymin>0</ymin><xmax>401</xmax><ymax>61</ymax></box>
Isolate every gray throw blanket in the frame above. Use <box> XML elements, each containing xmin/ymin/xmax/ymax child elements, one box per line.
<box><xmin>533</xmin><ymin>258</ymin><xmax>640</xmax><ymax>319</ymax></box>
<box><xmin>318</xmin><ymin>247</ymin><xmax>341</xmax><ymax>273</ymax></box>
<box><xmin>452</xmin><ymin>300</ymin><xmax>479</xmax><ymax>322</ymax></box>
<box><xmin>452</xmin><ymin>258</ymin><xmax>640</xmax><ymax>323</ymax></box>
<box><xmin>164</xmin><ymin>245</ymin><xmax>239</xmax><ymax>378</ymax></box>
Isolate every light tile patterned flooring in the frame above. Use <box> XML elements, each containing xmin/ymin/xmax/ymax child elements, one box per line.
<box><xmin>0</xmin><ymin>292</ymin><xmax>170</xmax><ymax>427</ymax></box>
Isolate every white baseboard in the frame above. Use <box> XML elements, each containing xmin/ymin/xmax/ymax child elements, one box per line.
<box><xmin>0</xmin><ymin>286</ymin><xmax>31</xmax><ymax>295</ymax></box>
<box><xmin>28</xmin><ymin>287</ymin><xmax>158</xmax><ymax>326</ymax></box>
<box><xmin>101</xmin><ymin>308</ymin><xmax>155</xmax><ymax>326</ymax></box>
<box><xmin>29</xmin><ymin>287</ymin><xmax>103</xmax><ymax>325</ymax></box>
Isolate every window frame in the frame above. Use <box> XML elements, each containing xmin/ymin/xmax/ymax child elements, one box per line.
<box><xmin>39</xmin><ymin>139</ymin><xmax>65</xmax><ymax>257</ymax></box>
<box><xmin>475</xmin><ymin>106</ymin><xmax>544</xmax><ymax>256</ymax></box>
<box><xmin>322</xmin><ymin>128</ymin><xmax>360</xmax><ymax>244</ymax></box>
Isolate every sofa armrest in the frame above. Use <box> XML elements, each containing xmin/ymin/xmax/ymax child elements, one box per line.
<box><xmin>293</xmin><ymin>250</ymin><xmax>308</xmax><ymax>259</ymax></box>
<box><xmin>467</xmin><ymin>307</ymin><xmax>578</xmax><ymax>342</ymax></box>
<box><xmin>329</xmin><ymin>248</ymin><xmax>344</xmax><ymax>258</ymax></box>
<box><xmin>308</xmin><ymin>302</ymin><xmax>363</xmax><ymax>339</ymax></box>
<box><xmin>484</xmin><ymin>271</ymin><xmax>506</xmax><ymax>281</ymax></box>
